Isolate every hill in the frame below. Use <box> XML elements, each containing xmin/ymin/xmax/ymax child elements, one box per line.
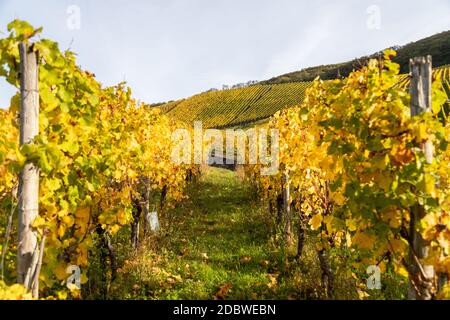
<box><xmin>159</xmin><ymin>66</ymin><xmax>450</xmax><ymax>128</ymax></box>
<box><xmin>262</xmin><ymin>30</ymin><xmax>450</xmax><ymax>85</ymax></box>
<box><xmin>157</xmin><ymin>31</ymin><xmax>450</xmax><ymax>129</ymax></box>
<box><xmin>161</xmin><ymin>82</ymin><xmax>312</xmax><ymax>128</ymax></box>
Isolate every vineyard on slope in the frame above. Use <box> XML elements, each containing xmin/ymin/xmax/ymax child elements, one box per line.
<box><xmin>159</xmin><ymin>66</ymin><xmax>450</xmax><ymax>129</ymax></box>
<box><xmin>161</xmin><ymin>82</ymin><xmax>313</xmax><ymax>128</ymax></box>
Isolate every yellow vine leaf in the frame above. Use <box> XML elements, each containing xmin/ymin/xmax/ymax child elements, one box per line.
<box><xmin>310</xmin><ymin>213</ymin><xmax>323</xmax><ymax>230</ymax></box>
<box><xmin>0</xmin><ymin>281</ymin><xmax>33</xmax><ymax>300</ymax></box>
<box><xmin>352</xmin><ymin>231</ymin><xmax>376</xmax><ymax>250</ymax></box>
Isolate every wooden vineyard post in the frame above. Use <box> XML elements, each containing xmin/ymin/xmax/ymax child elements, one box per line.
<box><xmin>283</xmin><ymin>170</ymin><xmax>291</xmax><ymax>243</ymax></box>
<box><xmin>17</xmin><ymin>42</ymin><xmax>41</xmax><ymax>298</ymax></box>
<box><xmin>407</xmin><ymin>56</ymin><xmax>434</xmax><ymax>300</ymax></box>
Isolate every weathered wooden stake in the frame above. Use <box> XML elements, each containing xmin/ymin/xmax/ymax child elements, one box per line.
<box><xmin>283</xmin><ymin>170</ymin><xmax>291</xmax><ymax>243</ymax></box>
<box><xmin>17</xmin><ymin>42</ymin><xmax>40</xmax><ymax>298</ymax></box>
<box><xmin>408</xmin><ymin>56</ymin><xmax>435</xmax><ymax>300</ymax></box>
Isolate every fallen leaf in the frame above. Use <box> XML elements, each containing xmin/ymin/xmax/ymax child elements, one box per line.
<box><xmin>201</xmin><ymin>252</ymin><xmax>209</xmax><ymax>260</ymax></box>
<box><xmin>357</xmin><ymin>289</ymin><xmax>369</xmax><ymax>299</ymax></box>
<box><xmin>214</xmin><ymin>283</ymin><xmax>233</xmax><ymax>300</ymax></box>
<box><xmin>266</xmin><ymin>273</ymin><xmax>278</xmax><ymax>289</ymax></box>
<box><xmin>259</xmin><ymin>260</ymin><xmax>269</xmax><ymax>267</ymax></box>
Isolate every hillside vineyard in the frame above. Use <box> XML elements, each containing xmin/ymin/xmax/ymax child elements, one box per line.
<box><xmin>160</xmin><ymin>65</ymin><xmax>450</xmax><ymax>129</ymax></box>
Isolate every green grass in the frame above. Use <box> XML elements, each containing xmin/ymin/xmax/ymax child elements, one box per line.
<box><xmin>107</xmin><ymin>167</ymin><xmax>407</xmax><ymax>300</ymax></box>
<box><xmin>148</xmin><ymin>167</ymin><xmax>283</xmax><ymax>299</ymax></box>
<box><xmin>109</xmin><ymin>167</ymin><xmax>304</xmax><ymax>299</ymax></box>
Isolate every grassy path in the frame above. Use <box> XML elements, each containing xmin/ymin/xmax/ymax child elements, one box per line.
<box><xmin>116</xmin><ymin>166</ymin><xmax>404</xmax><ymax>300</ymax></box>
<box><xmin>153</xmin><ymin>167</ymin><xmax>289</xmax><ymax>299</ymax></box>
<box><xmin>100</xmin><ymin>167</ymin><xmax>407</xmax><ymax>300</ymax></box>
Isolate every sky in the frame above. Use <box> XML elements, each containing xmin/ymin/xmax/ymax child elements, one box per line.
<box><xmin>0</xmin><ymin>0</ymin><xmax>449</xmax><ymax>108</ymax></box>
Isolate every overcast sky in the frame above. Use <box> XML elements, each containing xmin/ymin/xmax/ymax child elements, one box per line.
<box><xmin>0</xmin><ymin>0</ymin><xmax>449</xmax><ymax>108</ymax></box>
